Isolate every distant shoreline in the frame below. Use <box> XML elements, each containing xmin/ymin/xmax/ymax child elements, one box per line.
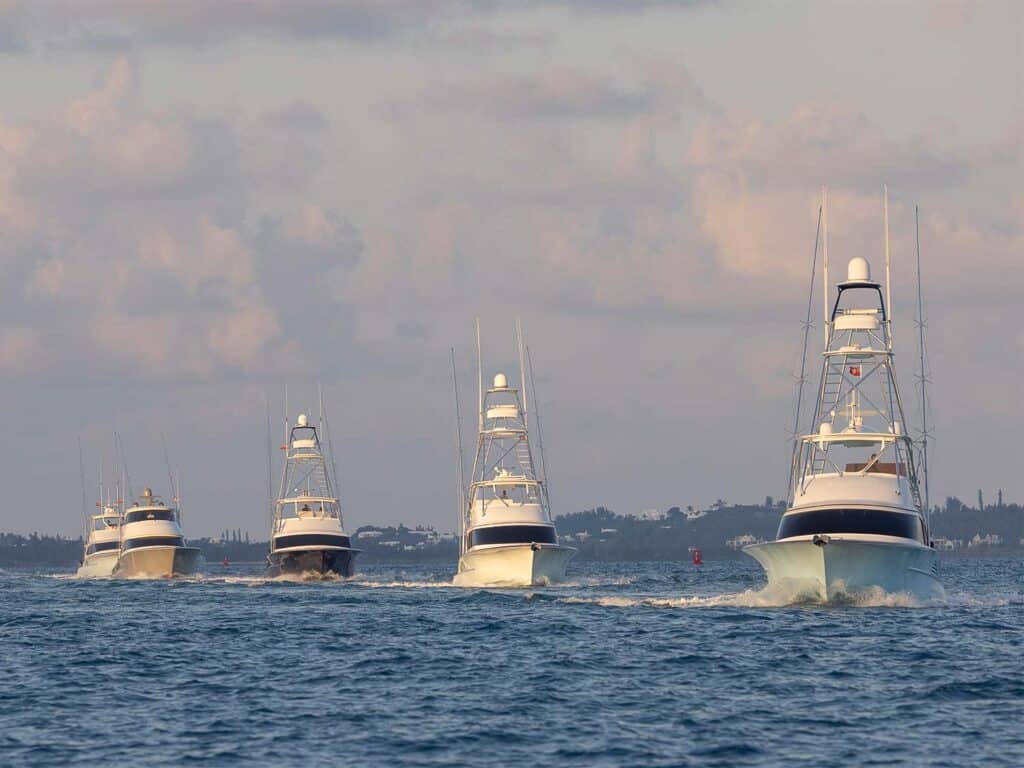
<box><xmin>4</xmin><ymin>496</ymin><xmax>1021</xmax><ymax>566</ymax></box>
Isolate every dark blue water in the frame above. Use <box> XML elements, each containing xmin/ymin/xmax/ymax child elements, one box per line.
<box><xmin>1</xmin><ymin>558</ymin><xmax>1021</xmax><ymax>766</ymax></box>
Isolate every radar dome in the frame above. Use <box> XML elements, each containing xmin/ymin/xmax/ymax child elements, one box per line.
<box><xmin>847</xmin><ymin>257</ymin><xmax>871</xmax><ymax>282</ymax></box>
<box><xmin>493</xmin><ymin>373</ymin><xmax>508</xmax><ymax>389</ymax></box>
<box><xmin>297</xmin><ymin>413</ymin><xmax>308</xmax><ymax>427</ymax></box>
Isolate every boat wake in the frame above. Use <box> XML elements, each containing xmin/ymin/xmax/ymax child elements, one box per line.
<box><xmin>553</xmin><ymin>583</ymin><xmax>1020</xmax><ymax>610</ymax></box>
<box><xmin>349</xmin><ymin>579</ymin><xmax>463</xmax><ymax>589</ymax></box>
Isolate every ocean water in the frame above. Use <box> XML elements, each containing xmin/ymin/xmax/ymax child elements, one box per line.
<box><xmin>1</xmin><ymin>558</ymin><xmax>1021</xmax><ymax>767</ymax></box>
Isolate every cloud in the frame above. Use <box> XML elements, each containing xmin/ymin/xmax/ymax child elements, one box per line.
<box><xmin>263</xmin><ymin>101</ymin><xmax>330</xmax><ymax>135</ymax></box>
<box><xmin>0</xmin><ymin>327</ymin><xmax>47</xmax><ymax>373</ymax></box>
<box><xmin>685</xmin><ymin>104</ymin><xmax>978</xmax><ymax>288</ymax></box>
<box><xmin>927</xmin><ymin>0</ymin><xmax>973</xmax><ymax>30</ymax></box>
<box><xmin>1</xmin><ymin>1</ymin><xmax>457</xmax><ymax>51</ymax></box>
<box><xmin>453</xmin><ymin>70</ymin><xmax>660</xmax><ymax>121</ymax></box>
<box><xmin>0</xmin><ymin>0</ymin><xmax>717</xmax><ymax>52</ymax></box>
<box><xmin>0</xmin><ymin>58</ymin><xmax>362</xmax><ymax>382</ymax></box>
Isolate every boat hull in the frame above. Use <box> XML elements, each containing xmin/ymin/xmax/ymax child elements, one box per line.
<box><xmin>113</xmin><ymin>546</ymin><xmax>203</xmax><ymax>579</ymax></box>
<box><xmin>744</xmin><ymin>536</ymin><xmax>942</xmax><ymax>601</ymax></box>
<box><xmin>453</xmin><ymin>543</ymin><xmax>575</xmax><ymax>587</ymax></box>
<box><xmin>76</xmin><ymin>551</ymin><xmax>119</xmax><ymax>578</ymax></box>
<box><xmin>266</xmin><ymin>548</ymin><xmax>358</xmax><ymax>578</ymax></box>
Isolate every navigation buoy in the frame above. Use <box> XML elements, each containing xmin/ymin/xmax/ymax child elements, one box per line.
<box><xmin>691</xmin><ymin>547</ymin><xmax>703</xmax><ymax>566</ymax></box>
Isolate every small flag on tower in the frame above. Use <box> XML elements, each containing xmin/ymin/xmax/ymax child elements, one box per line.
<box><xmin>849</xmin><ymin>366</ymin><xmax>861</xmax><ymax>377</ymax></box>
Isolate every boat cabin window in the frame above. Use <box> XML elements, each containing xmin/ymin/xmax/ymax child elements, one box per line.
<box><xmin>481</xmin><ymin>483</ymin><xmax>538</xmax><ymax>504</ymax></box>
<box><xmin>124</xmin><ymin>509</ymin><xmax>176</xmax><ymax>523</ymax></box>
<box><xmin>122</xmin><ymin>536</ymin><xmax>185</xmax><ymax>550</ymax></box>
<box><xmin>273</xmin><ymin>533</ymin><xmax>352</xmax><ymax>550</ymax></box>
<box><xmin>470</xmin><ymin>525</ymin><xmax>557</xmax><ymax>547</ymax></box>
<box><xmin>283</xmin><ymin>501</ymin><xmax>337</xmax><ymax>519</ymax></box>
<box><xmin>86</xmin><ymin>541</ymin><xmax>120</xmax><ymax>555</ymax></box>
<box><xmin>844</xmin><ymin>462</ymin><xmax>906</xmax><ymax>476</ymax></box>
<box><xmin>778</xmin><ymin>508</ymin><xmax>924</xmax><ymax>543</ymax></box>
<box><xmin>94</xmin><ymin>518</ymin><xmax>120</xmax><ymax>531</ymax></box>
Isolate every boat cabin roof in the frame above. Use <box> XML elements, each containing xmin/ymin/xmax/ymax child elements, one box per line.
<box><xmin>476</xmin><ymin>476</ymin><xmax>537</xmax><ymax>487</ymax></box>
<box><xmin>279</xmin><ymin>495</ymin><xmax>338</xmax><ymax>504</ymax></box>
<box><xmin>802</xmin><ymin>431</ymin><xmax>902</xmax><ymax>446</ymax></box>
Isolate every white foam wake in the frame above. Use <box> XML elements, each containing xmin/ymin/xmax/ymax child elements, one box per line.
<box><xmin>553</xmin><ymin>583</ymin><xmax>994</xmax><ymax>609</ymax></box>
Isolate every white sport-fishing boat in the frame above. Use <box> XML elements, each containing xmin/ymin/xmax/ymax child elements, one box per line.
<box><xmin>453</xmin><ymin>323</ymin><xmax>574</xmax><ymax>587</ymax></box>
<box><xmin>266</xmin><ymin>411</ymin><xmax>359</xmax><ymax>577</ymax></box>
<box><xmin>76</xmin><ymin>502</ymin><xmax>122</xmax><ymax>578</ymax></box>
<box><xmin>745</xmin><ymin>193</ymin><xmax>940</xmax><ymax>601</ymax></box>
<box><xmin>112</xmin><ymin>487</ymin><xmax>202</xmax><ymax>578</ymax></box>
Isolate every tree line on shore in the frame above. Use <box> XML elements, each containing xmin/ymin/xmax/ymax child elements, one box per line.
<box><xmin>2</xmin><ymin>494</ymin><xmax>1020</xmax><ymax>566</ymax></box>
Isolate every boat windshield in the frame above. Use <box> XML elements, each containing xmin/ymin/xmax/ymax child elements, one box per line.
<box><xmin>477</xmin><ymin>483</ymin><xmax>540</xmax><ymax>505</ymax></box>
<box><xmin>94</xmin><ymin>517</ymin><xmax>120</xmax><ymax>530</ymax></box>
<box><xmin>279</xmin><ymin>499</ymin><xmax>339</xmax><ymax>520</ymax></box>
<box><xmin>86</xmin><ymin>541</ymin><xmax>120</xmax><ymax>555</ymax></box>
<box><xmin>470</xmin><ymin>525</ymin><xmax>557</xmax><ymax>547</ymax></box>
<box><xmin>778</xmin><ymin>508</ymin><xmax>924</xmax><ymax>543</ymax></box>
<box><xmin>122</xmin><ymin>536</ymin><xmax>184</xmax><ymax>550</ymax></box>
<box><xmin>124</xmin><ymin>509</ymin><xmax>176</xmax><ymax>523</ymax></box>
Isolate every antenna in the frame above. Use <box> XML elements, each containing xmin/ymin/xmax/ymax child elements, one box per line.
<box><xmin>884</xmin><ymin>184</ymin><xmax>893</xmax><ymax>349</ymax></box>
<box><xmin>265</xmin><ymin>390</ymin><xmax>274</xmax><ymax>531</ymax></box>
<box><xmin>516</xmin><ymin>318</ymin><xmax>528</xmax><ymax>428</ymax></box>
<box><xmin>526</xmin><ymin>346</ymin><xmax>551</xmax><ymax>514</ymax></box>
<box><xmin>788</xmin><ymin>205</ymin><xmax>823</xmax><ymax>494</ymax></box>
<box><xmin>321</xmin><ymin>388</ymin><xmax>344</xmax><ymax>523</ymax></box>
<box><xmin>115</xmin><ymin>432</ymin><xmax>132</xmax><ymax>504</ymax></box>
<box><xmin>915</xmin><ymin>205</ymin><xmax>931</xmax><ymax>527</ymax></box>
<box><xmin>822</xmin><ymin>186</ymin><xmax>830</xmax><ymax>344</ymax></box>
<box><xmin>475</xmin><ymin>317</ymin><xmax>483</xmax><ymax>430</ymax></box>
<box><xmin>450</xmin><ymin>348</ymin><xmax>467</xmax><ymax>554</ymax></box>
<box><xmin>175</xmin><ymin>468</ymin><xmax>182</xmax><ymax>524</ymax></box>
<box><xmin>284</xmin><ymin>384</ymin><xmax>290</xmax><ymax>444</ymax></box>
<box><xmin>160</xmin><ymin>432</ymin><xmax>175</xmax><ymax>502</ymax></box>
<box><xmin>78</xmin><ymin>436</ymin><xmax>89</xmax><ymax>542</ymax></box>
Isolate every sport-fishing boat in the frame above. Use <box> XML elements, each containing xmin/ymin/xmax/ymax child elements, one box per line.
<box><xmin>745</xmin><ymin>195</ymin><xmax>940</xmax><ymax>600</ymax></box>
<box><xmin>76</xmin><ymin>502</ymin><xmax>122</xmax><ymax>578</ymax></box>
<box><xmin>266</xmin><ymin>411</ymin><xmax>359</xmax><ymax>577</ymax></box>
<box><xmin>453</xmin><ymin>324</ymin><xmax>574</xmax><ymax>587</ymax></box>
<box><xmin>113</xmin><ymin>487</ymin><xmax>202</xmax><ymax>578</ymax></box>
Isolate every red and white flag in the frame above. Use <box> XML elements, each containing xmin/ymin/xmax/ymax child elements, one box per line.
<box><xmin>849</xmin><ymin>366</ymin><xmax>861</xmax><ymax>377</ymax></box>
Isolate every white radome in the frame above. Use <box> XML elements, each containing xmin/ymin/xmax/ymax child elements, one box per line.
<box><xmin>493</xmin><ymin>373</ymin><xmax>508</xmax><ymax>389</ymax></box>
<box><xmin>297</xmin><ymin>413</ymin><xmax>308</xmax><ymax>427</ymax></box>
<box><xmin>847</xmin><ymin>256</ymin><xmax>871</xmax><ymax>282</ymax></box>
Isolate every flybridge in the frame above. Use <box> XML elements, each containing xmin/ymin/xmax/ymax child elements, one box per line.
<box><xmin>793</xmin><ymin>252</ymin><xmax>920</xmax><ymax>509</ymax></box>
<box><xmin>789</xmin><ymin>190</ymin><xmax>923</xmax><ymax>515</ymax></box>
<box><xmin>266</xmin><ymin>393</ymin><xmax>360</xmax><ymax>577</ymax></box>
<box><xmin>450</xmin><ymin>319</ymin><xmax>574</xmax><ymax>586</ymax></box>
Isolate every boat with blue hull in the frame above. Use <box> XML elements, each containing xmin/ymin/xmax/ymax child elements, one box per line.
<box><xmin>267</xmin><ymin>409</ymin><xmax>359</xmax><ymax>578</ymax></box>
<box><xmin>746</xmin><ymin>193</ymin><xmax>940</xmax><ymax>601</ymax></box>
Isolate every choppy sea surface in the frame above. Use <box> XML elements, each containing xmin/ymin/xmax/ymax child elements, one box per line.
<box><xmin>1</xmin><ymin>557</ymin><xmax>1022</xmax><ymax>766</ymax></box>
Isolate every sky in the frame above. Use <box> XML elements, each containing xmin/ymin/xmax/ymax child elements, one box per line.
<box><xmin>0</xmin><ymin>0</ymin><xmax>1020</xmax><ymax>537</ymax></box>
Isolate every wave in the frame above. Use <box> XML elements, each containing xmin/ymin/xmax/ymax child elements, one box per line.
<box><xmin>553</xmin><ymin>582</ymin><xmax>1021</xmax><ymax>610</ymax></box>
<box><xmin>348</xmin><ymin>579</ymin><xmax>463</xmax><ymax>589</ymax></box>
